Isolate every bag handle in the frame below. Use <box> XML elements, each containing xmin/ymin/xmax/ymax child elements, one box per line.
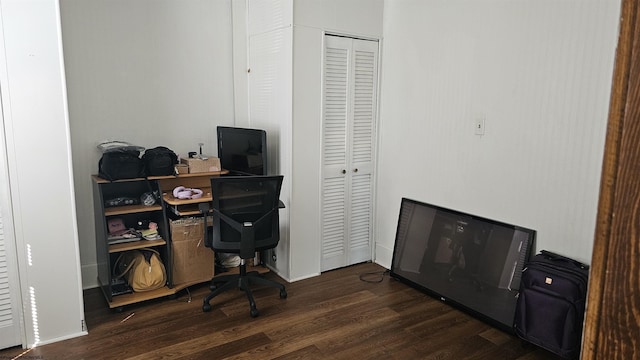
<box><xmin>112</xmin><ymin>250</ymin><xmax>138</xmax><ymax>280</ymax></box>
<box><xmin>139</xmin><ymin>248</ymin><xmax>162</xmax><ymax>263</ymax></box>
<box><xmin>540</xmin><ymin>250</ymin><xmax>589</xmax><ymax>270</ymax></box>
<box><xmin>112</xmin><ymin>248</ymin><xmax>161</xmax><ymax>279</ymax></box>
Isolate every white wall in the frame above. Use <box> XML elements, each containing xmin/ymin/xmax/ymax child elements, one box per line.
<box><xmin>60</xmin><ymin>0</ymin><xmax>236</xmax><ymax>288</ymax></box>
<box><xmin>245</xmin><ymin>0</ymin><xmax>294</xmax><ymax>279</ymax></box>
<box><xmin>58</xmin><ymin>0</ymin><xmax>621</xmax><ymax>291</ymax></box>
<box><xmin>240</xmin><ymin>0</ymin><xmax>384</xmax><ymax>281</ymax></box>
<box><xmin>0</xmin><ymin>0</ymin><xmax>85</xmax><ymax>347</ymax></box>
<box><xmin>288</xmin><ymin>0</ymin><xmax>384</xmax><ymax>280</ymax></box>
<box><xmin>375</xmin><ymin>0</ymin><xmax>621</xmax><ymax>267</ymax></box>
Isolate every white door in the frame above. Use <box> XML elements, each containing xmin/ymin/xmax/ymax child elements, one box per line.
<box><xmin>321</xmin><ymin>35</ymin><xmax>379</xmax><ymax>272</ymax></box>
<box><xmin>0</xmin><ymin>97</ymin><xmax>23</xmax><ymax>349</ymax></box>
<box><xmin>0</xmin><ymin>204</ymin><xmax>22</xmax><ymax>349</ymax></box>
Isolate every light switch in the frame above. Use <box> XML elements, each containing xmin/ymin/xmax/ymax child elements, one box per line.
<box><xmin>475</xmin><ymin>117</ymin><xmax>485</xmax><ymax>135</ymax></box>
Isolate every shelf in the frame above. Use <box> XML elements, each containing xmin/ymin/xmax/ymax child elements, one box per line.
<box><xmin>148</xmin><ymin>170</ymin><xmax>229</xmax><ymax>180</ymax></box>
<box><xmin>108</xmin><ymin>238</ymin><xmax>166</xmax><ymax>253</ymax></box>
<box><xmin>104</xmin><ymin>204</ymin><xmax>163</xmax><ymax>216</ymax></box>
<box><xmin>167</xmin><ymin>204</ymin><xmax>209</xmax><ymax>217</ymax></box>
<box><xmin>101</xmin><ymin>263</ymin><xmax>270</xmax><ymax>309</ymax></box>
<box><xmin>92</xmin><ymin>175</ymin><xmax>148</xmax><ymax>184</ymax></box>
<box><xmin>93</xmin><ymin>170</ymin><xmax>229</xmax><ymax>184</ymax></box>
<box><xmin>162</xmin><ymin>187</ymin><xmax>212</xmax><ymax>205</ymax></box>
<box><xmin>163</xmin><ymin>187</ymin><xmax>213</xmax><ymax>216</ymax></box>
<box><xmin>108</xmin><ymin>286</ymin><xmax>176</xmax><ymax>308</ymax></box>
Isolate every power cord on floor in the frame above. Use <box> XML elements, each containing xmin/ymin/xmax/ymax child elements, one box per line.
<box><xmin>359</xmin><ymin>269</ymin><xmax>390</xmax><ymax>283</ymax></box>
<box><xmin>175</xmin><ymin>286</ymin><xmax>192</xmax><ymax>303</ymax></box>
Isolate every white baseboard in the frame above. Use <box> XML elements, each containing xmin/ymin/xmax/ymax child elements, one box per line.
<box><xmin>81</xmin><ymin>263</ymin><xmax>98</xmax><ymax>290</ymax></box>
<box><xmin>374</xmin><ymin>243</ymin><xmax>393</xmax><ymax>269</ymax></box>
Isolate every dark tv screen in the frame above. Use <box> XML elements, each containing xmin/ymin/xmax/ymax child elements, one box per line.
<box><xmin>217</xmin><ymin>126</ymin><xmax>267</xmax><ymax>176</ymax></box>
<box><xmin>390</xmin><ymin>198</ymin><xmax>535</xmax><ymax>332</ymax></box>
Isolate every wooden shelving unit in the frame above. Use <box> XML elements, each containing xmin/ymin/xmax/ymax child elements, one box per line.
<box><xmin>93</xmin><ymin>170</ymin><xmax>271</xmax><ymax>310</ymax></box>
<box><xmin>93</xmin><ymin>176</ymin><xmax>173</xmax><ymax>308</ymax></box>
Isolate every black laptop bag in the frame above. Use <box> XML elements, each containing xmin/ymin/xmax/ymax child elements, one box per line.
<box><xmin>142</xmin><ymin>146</ymin><xmax>178</xmax><ymax>176</ymax></box>
<box><xmin>514</xmin><ymin>250</ymin><xmax>589</xmax><ymax>359</ymax></box>
<box><xmin>98</xmin><ymin>149</ymin><xmax>144</xmax><ymax>181</ymax></box>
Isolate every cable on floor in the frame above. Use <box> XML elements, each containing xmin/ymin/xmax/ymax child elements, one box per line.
<box><xmin>175</xmin><ymin>286</ymin><xmax>192</xmax><ymax>303</ymax></box>
<box><xmin>359</xmin><ymin>269</ymin><xmax>390</xmax><ymax>283</ymax></box>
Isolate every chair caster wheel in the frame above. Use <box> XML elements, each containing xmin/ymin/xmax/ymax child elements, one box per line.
<box><xmin>250</xmin><ymin>308</ymin><xmax>259</xmax><ymax>318</ymax></box>
<box><xmin>280</xmin><ymin>289</ymin><xmax>287</xmax><ymax>299</ymax></box>
<box><xmin>202</xmin><ymin>303</ymin><xmax>212</xmax><ymax>312</ymax></box>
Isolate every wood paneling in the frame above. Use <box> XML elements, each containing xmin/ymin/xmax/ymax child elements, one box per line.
<box><xmin>582</xmin><ymin>0</ymin><xmax>640</xmax><ymax>359</ymax></box>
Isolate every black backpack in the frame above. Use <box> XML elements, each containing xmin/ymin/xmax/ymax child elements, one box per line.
<box><xmin>99</xmin><ymin>149</ymin><xmax>144</xmax><ymax>181</ymax></box>
<box><xmin>142</xmin><ymin>146</ymin><xmax>178</xmax><ymax>176</ymax></box>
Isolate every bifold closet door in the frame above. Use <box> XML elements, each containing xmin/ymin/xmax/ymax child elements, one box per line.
<box><xmin>0</xmin><ymin>112</ymin><xmax>22</xmax><ymax>349</ymax></box>
<box><xmin>0</xmin><ymin>205</ymin><xmax>21</xmax><ymax>349</ymax></box>
<box><xmin>321</xmin><ymin>35</ymin><xmax>378</xmax><ymax>272</ymax></box>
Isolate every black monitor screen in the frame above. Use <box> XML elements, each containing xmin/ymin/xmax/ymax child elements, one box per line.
<box><xmin>217</xmin><ymin>126</ymin><xmax>267</xmax><ymax>176</ymax></box>
<box><xmin>390</xmin><ymin>197</ymin><xmax>535</xmax><ymax>332</ymax></box>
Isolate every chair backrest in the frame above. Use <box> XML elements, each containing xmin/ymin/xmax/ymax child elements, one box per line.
<box><xmin>207</xmin><ymin>175</ymin><xmax>283</xmax><ymax>259</ymax></box>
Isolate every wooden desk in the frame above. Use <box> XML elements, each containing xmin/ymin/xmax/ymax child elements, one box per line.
<box><xmin>155</xmin><ymin>170</ymin><xmax>269</xmax><ymax>285</ymax></box>
<box><xmin>92</xmin><ymin>171</ymin><xmax>269</xmax><ymax>310</ymax></box>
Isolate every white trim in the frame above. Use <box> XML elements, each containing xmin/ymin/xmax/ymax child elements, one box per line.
<box><xmin>0</xmin><ymin>0</ymin><xmax>26</xmax><ymax>349</ymax></box>
<box><xmin>53</xmin><ymin>0</ymin><xmax>87</xmax><ymax>335</ymax></box>
<box><xmin>0</xmin><ymin>0</ymin><xmax>86</xmax><ymax>347</ymax></box>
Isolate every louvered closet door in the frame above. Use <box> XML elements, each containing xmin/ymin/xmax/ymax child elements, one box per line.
<box><xmin>0</xmin><ymin>205</ymin><xmax>21</xmax><ymax>349</ymax></box>
<box><xmin>321</xmin><ymin>35</ymin><xmax>378</xmax><ymax>272</ymax></box>
<box><xmin>0</xmin><ymin>109</ymin><xmax>22</xmax><ymax>349</ymax></box>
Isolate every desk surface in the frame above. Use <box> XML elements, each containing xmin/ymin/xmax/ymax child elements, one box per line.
<box><xmin>92</xmin><ymin>170</ymin><xmax>229</xmax><ymax>184</ymax></box>
<box><xmin>162</xmin><ymin>187</ymin><xmax>212</xmax><ymax>205</ymax></box>
<box><xmin>156</xmin><ymin>173</ymin><xmax>224</xmax><ymax>216</ymax></box>
<box><xmin>148</xmin><ymin>170</ymin><xmax>229</xmax><ymax>180</ymax></box>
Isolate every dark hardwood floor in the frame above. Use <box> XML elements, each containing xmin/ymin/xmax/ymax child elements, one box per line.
<box><xmin>0</xmin><ymin>262</ymin><xmax>561</xmax><ymax>360</ymax></box>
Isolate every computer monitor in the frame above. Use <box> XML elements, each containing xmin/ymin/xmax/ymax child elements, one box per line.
<box><xmin>217</xmin><ymin>126</ymin><xmax>267</xmax><ymax>176</ymax></box>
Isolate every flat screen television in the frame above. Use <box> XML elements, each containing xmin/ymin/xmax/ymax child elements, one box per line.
<box><xmin>390</xmin><ymin>197</ymin><xmax>535</xmax><ymax>333</ymax></box>
<box><xmin>217</xmin><ymin>126</ymin><xmax>267</xmax><ymax>176</ymax></box>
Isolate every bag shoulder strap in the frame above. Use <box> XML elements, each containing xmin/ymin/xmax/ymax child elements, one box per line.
<box><xmin>112</xmin><ymin>250</ymin><xmax>141</xmax><ymax>279</ymax></box>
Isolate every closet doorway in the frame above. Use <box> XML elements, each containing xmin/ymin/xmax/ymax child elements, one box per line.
<box><xmin>321</xmin><ymin>35</ymin><xmax>379</xmax><ymax>272</ymax></box>
<box><xmin>0</xmin><ymin>99</ymin><xmax>23</xmax><ymax>350</ymax></box>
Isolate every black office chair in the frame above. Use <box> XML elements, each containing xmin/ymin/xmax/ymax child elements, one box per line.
<box><xmin>199</xmin><ymin>175</ymin><xmax>287</xmax><ymax>317</ymax></box>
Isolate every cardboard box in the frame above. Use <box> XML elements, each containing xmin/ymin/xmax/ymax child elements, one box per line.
<box><xmin>170</xmin><ymin>217</ymin><xmax>214</xmax><ymax>285</ymax></box>
<box><xmin>180</xmin><ymin>157</ymin><xmax>221</xmax><ymax>173</ymax></box>
<box><xmin>175</xmin><ymin>163</ymin><xmax>189</xmax><ymax>174</ymax></box>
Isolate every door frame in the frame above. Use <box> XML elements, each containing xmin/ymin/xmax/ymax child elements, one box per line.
<box><xmin>0</xmin><ymin>77</ymin><xmax>25</xmax><ymax>350</ymax></box>
<box><xmin>320</xmin><ymin>33</ymin><xmax>381</xmax><ymax>271</ymax></box>
<box><xmin>582</xmin><ymin>0</ymin><xmax>640</xmax><ymax>358</ymax></box>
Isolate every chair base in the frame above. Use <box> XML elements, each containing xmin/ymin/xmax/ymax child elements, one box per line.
<box><xmin>202</xmin><ymin>262</ymin><xmax>287</xmax><ymax>317</ymax></box>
